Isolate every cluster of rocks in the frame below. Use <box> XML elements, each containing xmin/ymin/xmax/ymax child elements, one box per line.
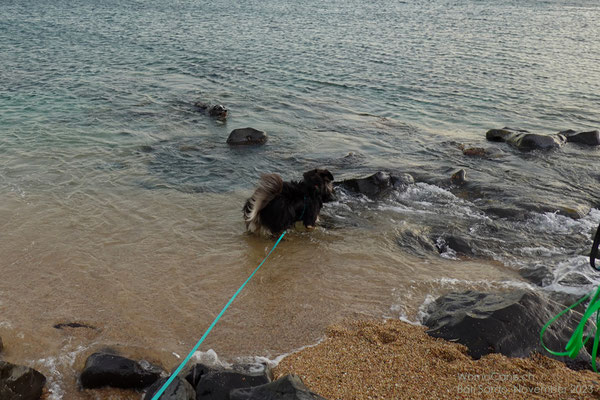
<box><xmin>0</xmin><ymin>333</ymin><xmax>325</xmax><ymax>400</ymax></box>
<box><xmin>486</xmin><ymin>127</ymin><xmax>600</xmax><ymax>150</ymax></box>
<box><xmin>423</xmin><ymin>290</ymin><xmax>592</xmax><ymax>370</ymax></box>
<box><xmin>78</xmin><ymin>352</ymin><xmax>325</xmax><ymax>400</ymax></box>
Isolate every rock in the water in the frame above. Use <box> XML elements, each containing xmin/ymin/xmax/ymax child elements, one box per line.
<box><xmin>435</xmin><ymin>235</ymin><xmax>473</xmax><ymax>256</ymax></box>
<box><xmin>486</xmin><ymin>127</ymin><xmax>565</xmax><ymax>150</ymax></box>
<box><xmin>196</xmin><ymin>369</ymin><xmax>271</xmax><ymax>400</ymax></box>
<box><xmin>54</xmin><ymin>322</ymin><xmax>96</xmax><ymax>330</ymax></box>
<box><xmin>518</xmin><ymin>265</ymin><xmax>554</xmax><ymax>287</ymax></box>
<box><xmin>557</xmin><ymin>204</ymin><xmax>591</xmax><ymax>220</ymax></box>
<box><xmin>0</xmin><ymin>360</ymin><xmax>46</xmax><ymax>400</ymax></box>
<box><xmin>144</xmin><ymin>377</ymin><xmax>196</xmax><ymax>400</ymax></box>
<box><xmin>226</xmin><ymin>128</ymin><xmax>267</xmax><ymax>145</ymax></box>
<box><xmin>194</xmin><ymin>102</ymin><xmax>228</xmax><ymax>119</ymax></box>
<box><xmin>559</xmin><ymin>129</ymin><xmax>600</xmax><ymax>146</ymax></box>
<box><xmin>557</xmin><ymin>272</ymin><xmax>592</xmax><ymax>287</ymax></box>
<box><xmin>229</xmin><ymin>374</ymin><xmax>327</xmax><ymax>400</ymax></box>
<box><xmin>450</xmin><ymin>169</ymin><xmax>466</xmax><ymax>185</ymax></box>
<box><xmin>424</xmin><ymin>290</ymin><xmax>590</xmax><ymax>366</ymax></box>
<box><xmin>79</xmin><ymin>353</ymin><xmax>162</xmax><ymax>390</ymax></box>
<box><xmin>462</xmin><ymin>147</ymin><xmax>488</xmax><ymax>157</ymax></box>
<box><xmin>397</xmin><ymin>230</ymin><xmax>437</xmax><ymax>257</ymax></box>
<box><xmin>338</xmin><ymin>171</ymin><xmax>414</xmax><ymax>197</ymax></box>
<box><xmin>482</xmin><ymin>205</ymin><xmax>526</xmax><ymax>220</ymax></box>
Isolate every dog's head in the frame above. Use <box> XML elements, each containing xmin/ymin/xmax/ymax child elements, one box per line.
<box><xmin>303</xmin><ymin>169</ymin><xmax>335</xmax><ymax>203</ymax></box>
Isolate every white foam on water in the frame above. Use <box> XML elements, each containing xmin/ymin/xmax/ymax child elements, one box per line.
<box><xmin>431</xmin><ymin>277</ymin><xmax>534</xmax><ymax>291</ymax></box>
<box><xmin>525</xmin><ymin>208</ymin><xmax>600</xmax><ymax>236</ymax></box>
<box><xmin>34</xmin><ymin>345</ymin><xmax>87</xmax><ymax>400</ymax></box>
<box><xmin>517</xmin><ymin>246</ymin><xmax>565</xmax><ymax>257</ymax></box>
<box><xmin>190</xmin><ymin>340</ymin><xmax>326</xmax><ymax>374</ymax></box>
<box><xmin>190</xmin><ymin>349</ymin><xmax>232</xmax><ymax>369</ymax></box>
<box><xmin>392</xmin><ymin>183</ymin><xmax>490</xmax><ymax>222</ymax></box>
<box><xmin>376</xmin><ymin>204</ymin><xmax>436</xmax><ymax>215</ymax></box>
<box><xmin>416</xmin><ymin>294</ymin><xmax>438</xmax><ymax>324</ymax></box>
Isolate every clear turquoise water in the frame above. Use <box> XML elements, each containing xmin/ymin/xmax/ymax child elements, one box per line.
<box><xmin>1</xmin><ymin>1</ymin><xmax>600</xmax><ymax>397</ymax></box>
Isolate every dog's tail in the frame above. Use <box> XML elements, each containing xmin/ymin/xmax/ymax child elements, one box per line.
<box><xmin>244</xmin><ymin>173</ymin><xmax>283</xmax><ymax>233</ymax></box>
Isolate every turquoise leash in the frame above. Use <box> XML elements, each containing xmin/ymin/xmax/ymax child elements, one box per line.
<box><xmin>151</xmin><ymin>230</ymin><xmax>287</xmax><ymax>399</ymax></box>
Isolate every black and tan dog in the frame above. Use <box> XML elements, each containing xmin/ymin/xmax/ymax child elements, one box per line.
<box><xmin>243</xmin><ymin>169</ymin><xmax>335</xmax><ymax>236</ymax></box>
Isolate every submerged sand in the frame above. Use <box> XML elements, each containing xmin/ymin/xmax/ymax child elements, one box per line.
<box><xmin>274</xmin><ymin>319</ymin><xmax>600</xmax><ymax>400</ymax></box>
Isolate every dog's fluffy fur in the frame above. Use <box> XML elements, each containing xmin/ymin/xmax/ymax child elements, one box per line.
<box><xmin>243</xmin><ymin>169</ymin><xmax>335</xmax><ymax>236</ymax></box>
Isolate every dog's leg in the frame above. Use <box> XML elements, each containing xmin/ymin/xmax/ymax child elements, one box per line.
<box><xmin>302</xmin><ymin>205</ymin><xmax>319</xmax><ymax>231</ymax></box>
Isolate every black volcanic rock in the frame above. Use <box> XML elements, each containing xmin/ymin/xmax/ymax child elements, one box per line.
<box><xmin>0</xmin><ymin>361</ymin><xmax>46</xmax><ymax>400</ymax></box>
<box><xmin>230</xmin><ymin>374</ymin><xmax>327</xmax><ymax>400</ymax></box>
<box><xmin>80</xmin><ymin>353</ymin><xmax>162</xmax><ymax>390</ymax></box>
<box><xmin>144</xmin><ymin>376</ymin><xmax>196</xmax><ymax>400</ymax></box>
<box><xmin>185</xmin><ymin>363</ymin><xmax>220</xmax><ymax>389</ymax></box>
<box><xmin>196</xmin><ymin>369</ymin><xmax>270</xmax><ymax>400</ymax></box>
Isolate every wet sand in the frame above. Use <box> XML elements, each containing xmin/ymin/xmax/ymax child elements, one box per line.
<box><xmin>275</xmin><ymin>319</ymin><xmax>600</xmax><ymax>400</ymax></box>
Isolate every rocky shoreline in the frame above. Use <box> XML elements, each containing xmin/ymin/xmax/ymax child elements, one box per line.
<box><xmin>3</xmin><ymin>289</ymin><xmax>598</xmax><ymax>399</ymax></box>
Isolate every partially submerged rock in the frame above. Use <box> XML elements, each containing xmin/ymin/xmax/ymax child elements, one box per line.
<box><xmin>518</xmin><ymin>265</ymin><xmax>554</xmax><ymax>287</ymax></box>
<box><xmin>396</xmin><ymin>230</ymin><xmax>438</xmax><ymax>257</ymax></box>
<box><xmin>462</xmin><ymin>147</ymin><xmax>488</xmax><ymax>157</ymax></box>
<box><xmin>450</xmin><ymin>169</ymin><xmax>466</xmax><ymax>185</ymax></box>
<box><xmin>424</xmin><ymin>290</ymin><xmax>590</xmax><ymax>367</ymax></box>
<box><xmin>144</xmin><ymin>376</ymin><xmax>196</xmax><ymax>400</ymax></box>
<box><xmin>229</xmin><ymin>374</ymin><xmax>327</xmax><ymax>400</ymax></box>
<box><xmin>486</xmin><ymin>127</ymin><xmax>566</xmax><ymax>150</ymax></box>
<box><xmin>54</xmin><ymin>322</ymin><xmax>97</xmax><ymax>330</ymax></box>
<box><xmin>0</xmin><ymin>360</ymin><xmax>46</xmax><ymax>400</ymax></box>
<box><xmin>559</xmin><ymin>129</ymin><xmax>600</xmax><ymax>146</ymax></box>
<box><xmin>557</xmin><ymin>272</ymin><xmax>592</xmax><ymax>287</ymax></box>
<box><xmin>227</xmin><ymin>128</ymin><xmax>268</xmax><ymax>146</ymax></box>
<box><xmin>338</xmin><ymin>171</ymin><xmax>414</xmax><ymax>197</ymax></box>
<box><xmin>195</xmin><ymin>369</ymin><xmax>271</xmax><ymax>400</ymax></box>
<box><xmin>435</xmin><ymin>234</ymin><xmax>474</xmax><ymax>256</ymax></box>
<box><xmin>79</xmin><ymin>353</ymin><xmax>162</xmax><ymax>390</ymax></box>
<box><xmin>194</xmin><ymin>102</ymin><xmax>228</xmax><ymax>120</ymax></box>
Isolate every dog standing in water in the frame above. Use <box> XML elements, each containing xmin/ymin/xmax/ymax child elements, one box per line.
<box><xmin>243</xmin><ymin>169</ymin><xmax>335</xmax><ymax>236</ymax></box>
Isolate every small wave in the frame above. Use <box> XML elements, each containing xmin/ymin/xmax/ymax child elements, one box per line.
<box><xmin>34</xmin><ymin>345</ymin><xmax>87</xmax><ymax>400</ymax></box>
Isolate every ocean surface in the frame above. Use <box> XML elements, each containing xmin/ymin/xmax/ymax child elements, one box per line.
<box><xmin>1</xmin><ymin>0</ymin><xmax>600</xmax><ymax>398</ymax></box>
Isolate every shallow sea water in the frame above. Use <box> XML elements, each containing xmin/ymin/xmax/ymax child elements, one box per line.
<box><xmin>1</xmin><ymin>0</ymin><xmax>600</xmax><ymax>398</ymax></box>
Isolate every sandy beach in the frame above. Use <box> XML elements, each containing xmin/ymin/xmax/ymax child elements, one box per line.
<box><xmin>274</xmin><ymin>319</ymin><xmax>600</xmax><ymax>400</ymax></box>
